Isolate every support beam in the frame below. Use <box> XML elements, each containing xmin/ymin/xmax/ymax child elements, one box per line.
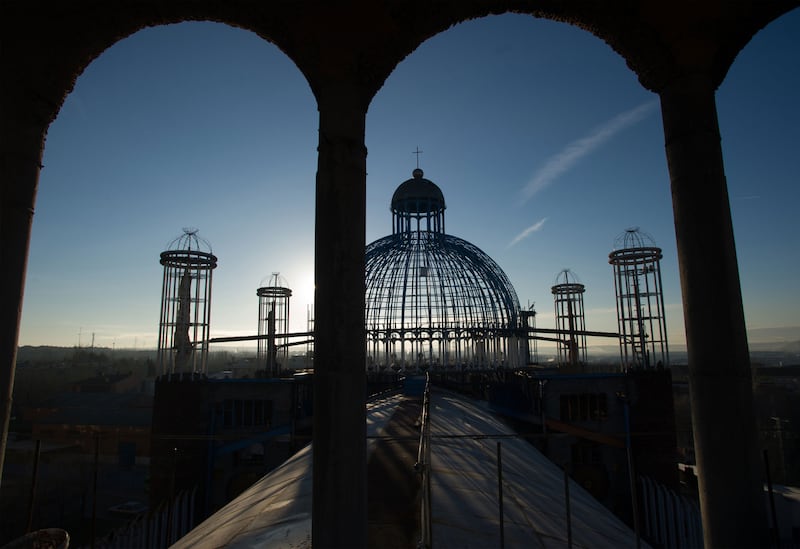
<box><xmin>660</xmin><ymin>75</ymin><xmax>767</xmax><ymax>547</ymax></box>
<box><xmin>312</xmin><ymin>88</ymin><xmax>368</xmax><ymax>548</ymax></box>
<box><xmin>0</xmin><ymin>109</ymin><xmax>44</xmax><ymax>489</ymax></box>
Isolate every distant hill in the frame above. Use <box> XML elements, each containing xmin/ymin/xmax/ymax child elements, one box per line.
<box><xmin>16</xmin><ymin>345</ymin><xmax>78</xmax><ymax>363</ymax></box>
<box><xmin>16</xmin><ymin>336</ymin><xmax>800</xmax><ymax>368</ymax></box>
<box><xmin>750</xmin><ymin>339</ymin><xmax>800</xmax><ymax>354</ymax></box>
<box><xmin>16</xmin><ymin>345</ymin><xmax>157</xmax><ymax>363</ymax></box>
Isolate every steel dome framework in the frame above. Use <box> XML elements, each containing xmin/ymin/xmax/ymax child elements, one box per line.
<box><xmin>609</xmin><ymin>228</ymin><xmax>669</xmax><ymax>370</ymax></box>
<box><xmin>157</xmin><ymin>228</ymin><xmax>217</xmax><ymax>375</ymax></box>
<box><xmin>365</xmin><ymin>169</ymin><xmax>525</xmax><ymax>371</ymax></box>
<box><xmin>257</xmin><ymin>272</ymin><xmax>292</xmax><ymax>377</ymax></box>
<box><xmin>551</xmin><ymin>269</ymin><xmax>587</xmax><ymax>367</ymax></box>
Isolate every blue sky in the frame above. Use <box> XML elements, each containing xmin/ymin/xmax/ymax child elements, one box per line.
<box><xmin>19</xmin><ymin>11</ymin><xmax>799</xmax><ymax>353</ymax></box>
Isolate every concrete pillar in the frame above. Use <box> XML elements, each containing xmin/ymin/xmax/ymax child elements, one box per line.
<box><xmin>659</xmin><ymin>75</ymin><xmax>767</xmax><ymax>547</ymax></box>
<box><xmin>312</xmin><ymin>87</ymin><xmax>368</xmax><ymax>548</ymax></box>
<box><xmin>0</xmin><ymin>106</ymin><xmax>45</xmax><ymax>488</ymax></box>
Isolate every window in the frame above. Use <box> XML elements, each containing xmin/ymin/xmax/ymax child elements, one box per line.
<box><xmin>221</xmin><ymin>399</ymin><xmax>273</xmax><ymax>428</ymax></box>
<box><xmin>559</xmin><ymin>393</ymin><xmax>608</xmax><ymax>421</ymax></box>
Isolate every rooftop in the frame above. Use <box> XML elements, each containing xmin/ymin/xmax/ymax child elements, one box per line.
<box><xmin>173</xmin><ymin>384</ymin><xmax>643</xmax><ymax>548</ymax></box>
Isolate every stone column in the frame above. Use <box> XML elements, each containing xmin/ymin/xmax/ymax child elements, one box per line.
<box><xmin>660</xmin><ymin>75</ymin><xmax>767</xmax><ymax>547</ymax></box>
<box><xmin>0</xmin><ymin>106</ymin><xmax>45</xmax><ymax>488</ymax></box>
<box><xmin>312</xmin><ymin>87</ymin><xmax>368</xmax><ymax>548</ymax></box>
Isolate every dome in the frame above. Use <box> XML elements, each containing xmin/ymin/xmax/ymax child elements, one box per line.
<box><xmin>611</xmin><ymin>227</ymin><xmax>656</xmax><ymax>251</ymax></box>
<box><xmin>366</xmin><ymin>233</ymin><xmax>520</xmax><ymax>330</ymax></box>
<box><xmin>391</xmin><ymin>169</ymin><xmax>446</xmax><ymax>214</ymax></box>
<box><xmin>366</xmin><ymin>169</ymin><xmax>524</xmax><ymax>371</ymax></box>
<box><xmin>164</xmin><ymin>227</ymin><xmax>214</xmax><ymax>254</ymax></box>
<box><xmin>160</xmin><ymin>228</ymin><xmax>217</xmax><ymax>269</ymax></box>
<box><xmin>609</xmin><ymin>227</ymin><xmax>662</xmax><ymax>265</ymax></box>
<box><xmin>552</xmin><ymin>269</ymin><xmax>585</xmax><ymax>295</ymax></box>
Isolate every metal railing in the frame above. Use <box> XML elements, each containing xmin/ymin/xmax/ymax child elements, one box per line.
<box><xmin>415</xmin><ymin>373</ymin><xmax>432</xmax><ymax>549</ymax></box>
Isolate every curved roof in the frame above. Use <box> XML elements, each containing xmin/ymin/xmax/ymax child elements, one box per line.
<box><xmin>609</xmin><ymin>227</ymin><xmax>662</xmax><ymax>264</ymax></box>
<box><xmin>365</xmin><ymin>232</ymin><xmax>520</xmax><ymax>333</ymax></box>
<box><xmin>369</xmin><ymin>168</ymin><xmax>521</xmax><ymax>368</ymax></box>
<box><xmin>611</xmin><ymin>227</ymin><xmax>659</xmax><ymax>252</ymax></box>
<box><xmin>172</xmin><ymin>389</ymin><xmax>643</xmax><ymax>548</ymax></box>
<box><xmin>391</xmin><ymin>169</ymin><xmax>446</xmax><ymax>214</ymax></box>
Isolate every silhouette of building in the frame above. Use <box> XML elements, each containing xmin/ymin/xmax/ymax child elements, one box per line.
<box><xmin>149</xmin><ymin>373</ymin><xmax>312</xmax><ymax>527</ymax></box>
<box><xmin>609</xmin><ymin>228</ymin><xmax>670</xmax><ymax>369</ymax></box>
<box><xmin>256</xmin><ymin>273</ymin><xmax>292</xmax><ymax>378</ymax></box>
<box><xmin>157</xmin><ymin>229</ymin><xmax>218</xmax><ymax>376</ymax></box>
<box><xmin>3</xmin><ymin>4</ymin><xmax>795</xmax><ymax>546</ymax></box>
<box><xmin>365</xmin><ymin>169</ymin><xmax>527</xmax><ymax>371</ymax></box>
<box><xmin>551</xmin><ymin>269</ymin><xmax>587</xmax><ymax>368</ymax></box>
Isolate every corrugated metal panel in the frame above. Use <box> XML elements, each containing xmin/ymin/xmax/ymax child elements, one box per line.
<box><xmin>172</xmin><ymin>390</ymin><xmax>643</xmax><ymax>548</ymax></box>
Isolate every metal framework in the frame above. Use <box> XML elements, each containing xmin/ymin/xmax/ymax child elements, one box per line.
<box><xmin>551</xmin><ymin>269</ymin><xmax>587</xmax><ymax>367</ymax></box>
<box><xmin>520</xmin><ymin>304</ymin><xmax>538</xmax><ymax>365</ymax></box>
<box><xmin>609</xmin><ymin>228</ymin><xmax>669</xmax><ymax>370</ymax></box>
<box><xmin>157</xmin><ymin>229</ymin><xmax>217</xmax><ymax>375</ymax></box>
<box><xmin>257</xmin><ymin>273</ymin><xmax>292</xmax><ymax>377</ymax></box>
<box><xmin>365</xmin><ymin>169</ymin><xmax>524</xmax><ymax>371</ymax></box>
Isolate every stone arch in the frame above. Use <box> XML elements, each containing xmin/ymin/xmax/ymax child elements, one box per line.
<box><xmin>4</xmin><ymin>3</ymin><xmax>800</xmax><ymax>548</ymax></box>
<box><xmin>7</xmin><ymin>2</ymin><xmax>792</xmax><ymax>141</ymax></box>
<box><xmin>22</xmin><ymin>21</ymin><xmax>319</xmax><ymax>352</ymax></box>
<box><xmin>7</xmin><ymin>15</ymin><xmax>298</xmax><ymax>131</ymax></box>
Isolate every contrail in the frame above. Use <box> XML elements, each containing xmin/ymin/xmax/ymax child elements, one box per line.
<box><xmin>520</xmin><ymin>99</ymin><xmax>658</xmax><ymax>203</ymax></box>
<box><xmin>508</xmin><ymin>217</ymin><xmax>547</xmax><ymax>248</ymax></box>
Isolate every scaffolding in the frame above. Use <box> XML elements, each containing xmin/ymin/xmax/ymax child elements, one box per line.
<box><xmin>520</xmin><ymin>303</ymin><xmax>539</xmax><ymax>365</ymax></box>
<box><xmin>256</xmin><ymin>273</ymin><xmax>292</xmax><ymax>377</ymax></box>
<box><xmin>365</xmin><ymin>168</ymin><xmax>524</xmax><ymax>372</ymax></box>
<box><xmin>551</xmin><ymin>269</ymin><xmax>587</xmax><ymax>367</ymax></box>
<box><xmin>157</xmin><ymin>229</ymin><xmax>217</xmax><ymax>375</ymax></box>
<box><xmin>609</xmin><ymin>228</ymin><xmax>669</xmax><ymax>370</ymax></box>
<box><xmin>306</xmin><ymin>304</ymin><xmax>314</xmax><ymax>370</ymax></box>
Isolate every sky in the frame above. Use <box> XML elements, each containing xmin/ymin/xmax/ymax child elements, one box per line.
<box><xmin>18</xmin><ymin>11</ymin><xmax>800</xmax><ymax>354</ymax></box>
